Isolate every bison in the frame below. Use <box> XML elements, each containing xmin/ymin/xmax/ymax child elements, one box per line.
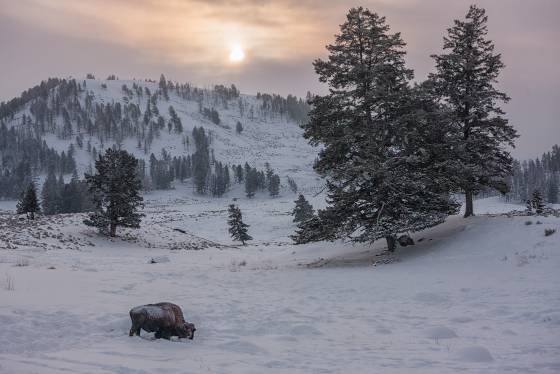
<box><xmin>129</xmin><ymin>302</ymin><xmax>196</xmax><ymax>340</ymax></box>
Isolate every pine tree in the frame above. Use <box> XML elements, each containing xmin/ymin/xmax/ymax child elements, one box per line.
<box><xmin>244</xmin><ymin>164</ymin><xmax>257</xmax><ymax>198</ymax></box>
<box><xmin>84</xmin><ymin>149</ymin><xmax>144</xmax><ymax>237</ymax></box>
<box><xmin>41</xmin><ymin>168</ymin><xmax>59</xmax><ymax>215</ymax></box>
<box><xmin>292</xmin><ymin>194</ymin><xmax>314</xmax><ymax>223</ymax></box>
<box><xmin>17</xmin><ymin>182</ymin><xmax>40</xmax><ymax>220</ymax></box>
<box><xmin>269</xmin><ymin>174</ymin><xmax>280</xmax><ymax>197</ymax></box>
<box><xmin>227</xmin><ymin>204</ymin><xmax>252</xmax><ymax>245</ymax></box>
<box><xmin>430</xmin><ymin>5</ymin><xmax>518</xmax><ymax>217</ymax></box>
<box><xmin>295</xmin><ymin>7</ymin><xmax>459</xmax><ymax>251</ymax></box>
<box><xmin>236</xmin><ymin>121</ymin><xmax>243</xmax><ymax>134</ymax></box>
<box><xmin>531</xmin><ymin>190</ymin><xmax>545</xmax><ymax>214</ymax></box>
<box><xmin>159</xmin><ymin>74</ymin><xmax>169</xmax><ymax>100</ymax></box>
<box><xmin>546</xmin><ymin>174</ymin><xmax>559</xmax><ymax>204</ymax></box>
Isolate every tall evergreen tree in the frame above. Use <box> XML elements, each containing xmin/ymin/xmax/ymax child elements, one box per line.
<box><xmin>268</xmin><ymin>174</ymin><xmax>280</xmax><ymax>197</ymax></box>
<box><xmin>295</xmin><ymin>7</ymin><xmax>458</xmax><ymax>251</ymax></box>
<box><xmin>227</xmin><ymin>204</ymin><xmax>252</xmax><ymax>245</ymax></box>
<box><xmin>531</xmin><ymin>190</ymin><xmax>545</xmax><ymax>214</ymax></box>
<box><xmin>292</xmin><ymin>194</ymin><xmax>314</xmax><ymax>223</ymax></box>
<box><xmin>546</xmin><ymin>173</ymin><xmax>559</xmax><ymax>204</ymax></box>
<box><xmin>17</xmin><ymin>182</ymin><xmax>40</xmax><ymax>220</ymax></box>
<box><xmin>430</xmin><ymin>5</ymin><xmax>518</xmax><ymax>217</ymax></box>
<box><xmin>41</xmin><ymin>168</ymin><xmax>59</xmax><ymax>215</ymax></box>
<box><xmin>84</xmin><ymin>149</ymin><xmax>144</xmax><ymax>237</ymax></box>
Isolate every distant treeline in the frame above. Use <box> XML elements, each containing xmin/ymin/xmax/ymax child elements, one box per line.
<box><xmin>506</xmin><ymin>144</ymin><xmax>560</xmax><ymax>203</ymax></box>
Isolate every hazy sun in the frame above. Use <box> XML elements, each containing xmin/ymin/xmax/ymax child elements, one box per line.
<box><xmin>229</xmin><ymin>44</ymin><xmax>245</xmax><ymax>63</ymax></box>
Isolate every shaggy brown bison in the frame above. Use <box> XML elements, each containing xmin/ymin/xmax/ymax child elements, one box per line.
<box><xmin>129</xmin><ymin>302</ymin><xmax>196</xmax><ymax>340</ymax></box>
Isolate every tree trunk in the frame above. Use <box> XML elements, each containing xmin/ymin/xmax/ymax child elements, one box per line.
<box><xmin>110</xmin><ymin>223</ymin><xmax>117</xmax><ymax>237</ymax></box>
<box><xmin>386</xmin><ymin>235</ymin><xmax>396</xmax><ymax>252</ymax></box>
<box><xmin>464</xmin><ymin>189</ymin><xmax>474</xmax><ymax>218</ymax></box>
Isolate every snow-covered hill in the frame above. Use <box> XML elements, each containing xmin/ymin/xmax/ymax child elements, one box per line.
<box><xmin>1</xmin><ymin>76</ymin><xmax>320</xmax><ymax>193</ymax></box>
<box><xmin>0</xmin><ymin>196</ymin><xmax>559</xmax><ymax>373</ymax></box>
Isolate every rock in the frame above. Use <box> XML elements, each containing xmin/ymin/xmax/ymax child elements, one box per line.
<box><xmin>397</xmin><ymin>234</ymin><xmax>414</xmax><ymax>247</ymax></box>
<box><xmin>149</xmin><ymin>256</ymin><xmax>170</xmax><ymax>264</ymax></box>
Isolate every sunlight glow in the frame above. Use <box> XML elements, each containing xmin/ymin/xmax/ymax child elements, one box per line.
<box><xmin>229</xmin><ymin>44</ymin><xmax>246</xmax><ymax>63</ymax></box>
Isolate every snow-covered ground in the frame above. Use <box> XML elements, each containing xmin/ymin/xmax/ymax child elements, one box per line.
<box><xmin>1</xmin><ymin>195</ymin><xmax>559</xmax><ymax>374</ymax></box>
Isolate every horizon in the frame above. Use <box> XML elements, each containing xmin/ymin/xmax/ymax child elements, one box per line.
<box><xmin>1</xmin><ymin>0</ymin><xmax>559</xmax><ymax>159</ymax></box>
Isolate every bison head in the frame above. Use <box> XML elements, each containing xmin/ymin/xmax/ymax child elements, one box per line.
<box><xmin>176</xmin><ymin>322</ymin><xmax>196</xmax><ymax>340</ymax></box>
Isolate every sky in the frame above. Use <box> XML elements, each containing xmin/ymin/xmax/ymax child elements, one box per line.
<box><xmin>0</xmin><ymin>0</ymin><xmax>558</xmax><ymax>159</ymax></box>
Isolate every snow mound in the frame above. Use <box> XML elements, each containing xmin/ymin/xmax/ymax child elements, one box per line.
<box><xmin>456</xmin><ymin>346</ymin><xmax>494</xmax><ymax>362</ymax></box>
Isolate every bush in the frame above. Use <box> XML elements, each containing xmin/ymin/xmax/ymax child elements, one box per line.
<box><xmin>545</xmin><ymin>228</ymin><xmax>556</xmax><ymax>237</ymax></box>
<box><xmin>525</xmin><ymin>221</ymin><xmax>533</xmax><ymax>225</ymax></box>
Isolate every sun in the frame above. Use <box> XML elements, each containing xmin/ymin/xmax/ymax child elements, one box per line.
<box><xmin>229</xmin><ymin>44</ymin><xmax>245</xmax><ymax>63</ymax></box>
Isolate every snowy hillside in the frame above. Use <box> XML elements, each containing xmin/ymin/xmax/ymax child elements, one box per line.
<box><xmin>1</xmin><ymin>76</ymin><xmax>320</xmax><ymax>194</ymax></box>
<box><xmin>1</xmin><ymin>195</ymin><xmax>559</xmax><ymax>373</ymax></box>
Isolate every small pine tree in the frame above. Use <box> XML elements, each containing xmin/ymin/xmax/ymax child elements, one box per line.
<box><xmin>236</xmin><ymin>121</ymin><xmax>243</xmax><ymax>134</ymax></box>
<box><xmin>531</xmin><ymin>190</ymin><xmax>545</xmax><ymax>214</ymax></box>
<box><xmin>526</xmin><ymin>199</ymin><xmax>533</xmax><ymax>213</ymax></box>
<box><xmin>41</xmin><ymin>169</ymin><xmax>59</xmax><ymax>215</ymax></box>
<box><xmin>546</xmin><ymin>175</ymin><xmax>559</xmax><ymax>204</ymax></box>
<box><xmin>269</xmin><ymin>174</ymin><xmax>280</xmax><ymax>197</ymax></box>
<box><xmin>84</xmin><ymin>149</ymin><xmax>144</xmax><ymax>237</ymax></box>
<box><xmin>227</xmin><ymin>204</ymin><xmax>252</xmax><ymax>245</ymax></box>
<box><xmin>292</xmin><ymin>194</ymin><xmax>314</xmax><ymax>223</ymax></box>
<box><xmin>17</xmin><ymin>182</ymin><xmax>40</xmax><ymax>220</ymax></box>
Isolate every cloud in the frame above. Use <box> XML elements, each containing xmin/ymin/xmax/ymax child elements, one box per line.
<box><xmin>1</xmin><ymin>0</ymin><xmax>559</xmax><ymax>158</ymax></box>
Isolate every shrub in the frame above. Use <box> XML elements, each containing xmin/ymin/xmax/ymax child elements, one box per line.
<box><xmin>525</xmin><ymin>221</ymin><xmax>533</xmax><ymax>225</ymax></box>
<box><xmin>544</xmin><ymin>228</ymin><xmax>556</xmax><ymax>237</ymax></box>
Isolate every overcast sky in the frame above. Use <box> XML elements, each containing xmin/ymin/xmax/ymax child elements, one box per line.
<box><xmin>1</xmin><ymin>0</ymin><xmax>558</xmax><ymax>159</ymax></box>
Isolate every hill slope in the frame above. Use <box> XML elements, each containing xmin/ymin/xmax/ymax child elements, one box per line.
<box><xmin>0</xmin><ymin>76</ymin><xmax>320</xmax><ymax>196</ymax></box>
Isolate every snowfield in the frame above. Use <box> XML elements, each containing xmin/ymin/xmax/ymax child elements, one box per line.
<box><xmin>0</xmin><ymin>195</ymin><xmax>559</xmax><ymax>374</ymax></box>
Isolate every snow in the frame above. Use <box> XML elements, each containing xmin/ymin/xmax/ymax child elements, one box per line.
<box><xmin>1</xmin><ymin>196</ymin><xmax>559</xmax><ymax>373</ymax></box>
<box><xmin>1</xmin><ymin>78</ymin><xmax>559</xmax><ymax>372</ymax></box>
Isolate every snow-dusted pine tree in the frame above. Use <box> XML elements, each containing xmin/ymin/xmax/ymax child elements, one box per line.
<box><xmin>295</xmin><ymin>7</ymin><xmax>459</xmax><ymax>251</ymax></box>
<box><xmin>227</xmin><ymin>204</ymin><xmax>252</xmax><ymax>245</ymax></box>
<box><xmin>531</xmin><ymin>190</ymin><xmax>545</xmax><ymax>214</ymax></box>
<box><xmin>292</xmin><ymin>194</ymin><xmax>314</xmax><ymax>223</ymax></box>
<box><xmin>268</xmin><ymin>174</ymin><xmax>280</xmax><ymax>197</ymax></box>
<box><xmin>84</xmin><ymin>149</ymin><xmax>144</xmax><ymax>237</ymax></box>
<box><xmin>430</xmin><ymin>5</ymin><xmax>518</xmax><ymax>217</ymax></box>
<box><xmin>17</xmin><ymin>182</ymin><xmax>40</xmax><ymax>220</ymax></box>
<box><xmin>41</xmin><ymin>169</ymin><xmax>59</xmax><ymax>215</ymax></box>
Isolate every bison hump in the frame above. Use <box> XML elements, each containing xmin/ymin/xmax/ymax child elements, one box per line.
<box><xmin>131</xmin><ymin>305</ymin><xmax>168</xmax><ymax>319</ymax></box>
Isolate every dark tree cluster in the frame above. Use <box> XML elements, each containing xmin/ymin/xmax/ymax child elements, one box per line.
<box><xmin>507</xmin><ymin>145</ymin><xmax>560</xmax><ymax>204</ymax></box>
<box><xmin>0</xmin><ymin>123</ymin><xmax>76</xmax><ymax>199</ymax></box>
<box><xmin>41</xmin><ymin>169</ymin><xmax>94</xmax><ymax>215</ymax></box>
<box><xmin>256</xmin><ymin>92</ymin><xmax>310</xmax><ymax>123</ymax></box>
<box><xmin>201</xmin><ymin>107</ymin><xmax>221</xmax><ymax>125</ymax></box>
<box><xmin>239</xmin><ymin>162</ymin><xmax>281</xmax><ymax>198</ymax></box>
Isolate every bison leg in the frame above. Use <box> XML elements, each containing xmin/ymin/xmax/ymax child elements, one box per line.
<box><xmin>156</xmin><ymin>329</ymin><xmax>172</xmax><ymax>340</ymax></box>
<box><xmin>129</xmin><ymin>323</ymin><xmax>141</xmax><ymax>336</ymax></box>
